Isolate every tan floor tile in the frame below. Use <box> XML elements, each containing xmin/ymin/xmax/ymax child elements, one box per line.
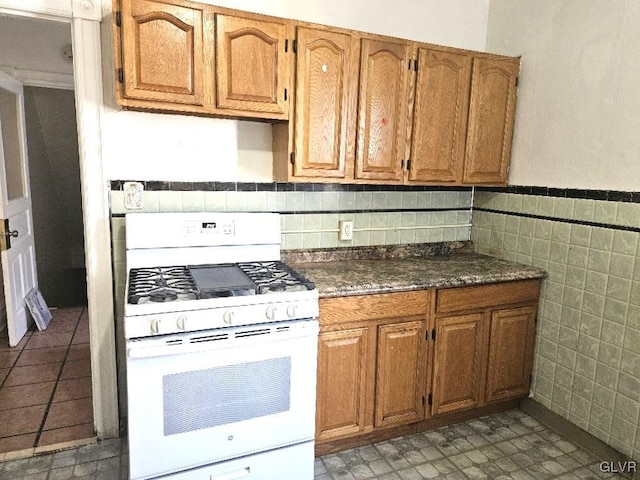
<box><xmin>42</xmin><ymin>323</ymin><xmax>77</xmax><ymax>334</ymax></box>
<box><xmin>0</xmin><ymin>332</ymin><xmax>31</xmax><ymax>352</ymax></box>
<box><xmin>0</xmin><ymin>433</ymin><xmax>37</xmax><ymax>454</ymax></box>
<box><xmin>15</xmin><ymin>346</ymin><xmax>67</xmax><ymax>367</ymax></box>
<box><xmin>0</xmin><ymin>351</ymin><xmax>21</xmax><ymax>369</ymax></box>
<box><xmin>0</xmin><ymin>382</ymin><xmax>55</xmax><ymax>410</ymax></box>
<box><xmin>25</xmin><ymin>333</ymin><xmax>73</xmax><ymax>350</ymax></box>
<box><xmin>0</xmin><ymin>368</ymin><xmax>8</xmax><ymax>383</ymax></box>
<box><xmin>0</xmin><ymin>405</ymin><xmax>46</xmax><ymax>437</ymax></box>
<box><xmin>53</xmin><ymin>377</ymin><xmax>92</xmax><ymax>403</ymax></box>
<box><xmin>37</xmin><ymin>423</ymin><xmax>95</xmax><ymax>448</ymax></box>
<box><xmin>71</xmin><ymin>330</ymin><xmax>90</xmax><ymax>345</ymax></box>
<box><xmin>60</xmin><ymin>359</ymin><xmax>91</xmax><ymax>379</ymax></box>
<box><xmin>43</xmin><ymin>398</ymin><xmax>93</xmax><ymax>430</ymax></box>
<box><xmin>4</xmin><ymin>363</ymin><xmax>62</xmax><ymax>386</ymax></box>
<box><xmin>66</xmin><ymin>344</ymin><xmax>90</xmax><ymax>361</ymax></box>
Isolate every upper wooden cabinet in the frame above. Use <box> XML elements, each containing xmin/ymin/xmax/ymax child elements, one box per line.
<box><xmin>355</xmin><ymin>39</ymin><xmax>412</xmax><ymax>182</ymax></box>
<box><xmin>215</xmin><ymin>14</ymin><xmax>289</xmax><ymax>115</ymax></box>
<box><xmin>408</xmin><ymin>48</ymin><xmax>472</xmax><ymax>184</ymax></box>
<box><xmin>119</xmin><ymin>0</ymin><xmax>204</xmax><ymax>105</ymax></box>
<box><xmin>463</xmin><ymin>56</ymin><xmax>520</xmax><ymax>185</ymax></box>
<box><xmin>115</xmin><ymin>0</ymin><xmax>291</xmax><ymax>120</ymax></box>
<box><xmin>289</xmin><ymin>27</ymin><xmax>359</xmax><ymax>180</ymax></box>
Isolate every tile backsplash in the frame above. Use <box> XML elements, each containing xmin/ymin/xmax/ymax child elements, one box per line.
<box><xmin>472</xmin><ymin>187</ymin><xmax>640</xmax><ymax>462</ymax></box>
<box><xmin>109</xmin><ymin>181</ymin><xmax>473</xmax><ymax>420</ymax></box>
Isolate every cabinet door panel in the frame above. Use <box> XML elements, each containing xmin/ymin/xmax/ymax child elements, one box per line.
<box><xmin>316</xmin><ymin>328</ymin><xmax>370</xmax><ymax>441</ymax></box>
<box><xmin>463</xmin><ymin>57</ymin><xmax>519</xmax><ymax>185</ymax></box>
<box><xmin>375</xmin><ymin>321</ymin><xmax>425</xmax><ymax>428</ymax></box>
<box><xmin>432</xmin><ymin>314</ymin><xmax>485</xmax><ymax>415</ymax></box>
<box><xmin>121</xmin><ymin>0</ymin><xmax>203</xmax><ymax>105</ymax></box>
<box><xmin>409</xmin><ymin>49</ymin><xmax>471</xmax><ymax>183</ymax></box>
<box><xmin>293</xmin><ymin>28</ymin><xmax>358</xmax><ymax>179</ymax></box>
<box><xmin>355</xmin><ymin>39</ymin><xmax>411</xmax><ymax>181</ymax></box>
<box><xmin>486</xmin><ymin>306</ymin><xmax>536</xmax><ymax>402</ymax></box>
<box><xmin>216</xmin><ymin>14</ymin><xmax>288</xmax><ymax>115</ymax></box>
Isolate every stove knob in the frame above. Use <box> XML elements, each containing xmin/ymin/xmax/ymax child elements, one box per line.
<box><xmin>286</xmin><ymin>304</ymin><xmax>297</xmax><ymax>318</ymax></box>
<box><xmin>150</xmin><ymin>318</ymin><xmax>161</xmax><ymax>334</ymax></box>
<box><xmin>265</xmin><ymin>306</ymin><xmax>277</xmax><ymax>320</ymax></box>
<box><xmin>176</xmin><ymin>315</ymin><xmax>187</xmax><ymax>331</ymax></box>
<box><xmin>223</xmin><ymin>311</ymin><xmax>235</xmax><ymax>325</ymax></box>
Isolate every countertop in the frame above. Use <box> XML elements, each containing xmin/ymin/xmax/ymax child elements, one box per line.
<box><xmin>288</xmin><ymin>252</ymin><xmax>546</xmax><ymax>298</ymax></box>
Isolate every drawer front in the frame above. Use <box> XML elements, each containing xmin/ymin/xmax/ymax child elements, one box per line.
<box><xmin>436</xmin><ymin>280</ymin><xmax>540</xmax><ymax>314</ymax></box>
<box><xmin>320</xmin><ymin>290</ymin><xmax>430</xmax><ymax>325</ymax></box>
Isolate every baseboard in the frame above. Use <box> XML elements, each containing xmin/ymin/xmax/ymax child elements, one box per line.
<box><xmin>520</xmin><ymin>398</ymin><xmax>638</xmax><ymax>480</ymax></box>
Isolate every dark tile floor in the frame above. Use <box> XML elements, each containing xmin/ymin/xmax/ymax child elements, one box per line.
<box><xmin>0</xmin><ymin>307</ymin><xmax>94</xmax><ymax>455</ymax></box>
<box><xmin>0</xmin><ymin>409</ymin><xmax>633</xmax><ymax>479</ymax></box>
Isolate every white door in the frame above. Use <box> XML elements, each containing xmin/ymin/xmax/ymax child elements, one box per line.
<box><xmin>0</xmin><ymin>71</ymin><xmax>38</xmax><ymax>347</ymax></box>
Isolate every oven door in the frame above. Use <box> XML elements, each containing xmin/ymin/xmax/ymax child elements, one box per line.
<box><xmin>126</xmin><ymin>319</ymin><xmax>319</xmax><ymax>480</ymax></box>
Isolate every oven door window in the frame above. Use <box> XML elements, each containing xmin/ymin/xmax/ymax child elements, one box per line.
<box><xmin>163</xmin><ymin>357</ymin><xmax>291</xmax><ymax>435</ymax></box>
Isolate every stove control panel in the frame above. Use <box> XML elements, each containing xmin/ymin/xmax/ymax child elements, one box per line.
<box><xmin>185</xmin><ymin>220</ymin><xmax>235</xmax><ymax>237</ymax></box>
<box><xmin>125</xmin><ymin>298</ymin><xmax>319</xmax><ymax>339</ymax></box>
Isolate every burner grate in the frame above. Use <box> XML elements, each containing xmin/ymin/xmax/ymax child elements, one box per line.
<box><xmin>128</xmin><ymin>266</ymin><xmax>198</xmax><ymax>304</ymax></box>
<box><xmin>238</xmin><ymin>261</ymin><xmax>315</xmax><ymax>294</ymax></box>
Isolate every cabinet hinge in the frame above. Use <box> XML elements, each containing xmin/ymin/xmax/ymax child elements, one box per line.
<box><xmin>515</xmin><ymin>77</ymin><xmax>520</xmax><ymax>87</ymax></box>
<box><xmin>407</xmin><ymin>159</ymin><xmax>412</xmax><ymax>171</ymax></box>
<box><xmin>285</xmin><ymin>39</ymin><xmax>288</xmax><ymax>53</ymax></box>
<box><xmin>428</xmin><ymin>393</ymin><xmax>433</xmax><ymax>405</ymax></box>
<box><xmin>401</xmin><ymin>159</ymin><xmax>404</xmax><ymax>170</ymax></box>
<box><xmin>284</xmin><ymin>88</ymin><xmax>288</xmax><ymax>101</ymax></box>
<box><xmin>115</xmin><ymin>10</ymin><xmax>122</xmax><ymax>27</ymax></box>
<box><xmin>117</xmin><ymin>68</ymin><xmax>123</xmax><ymax>84</ymax></box>
<box><xmin>290</xmin><ymin>152</ymin><xmax>295</xmax><ymax>165</ymax></box>
<box><xmin>408</xmin><ymin>59</ymin><xmax>412</xmax><ymax>70</ymax></box>
<box><xmin>529</xmin><ymin>374</ymin><xmax>532</xmax><ymax>383</ymax></box>
<box><xmin>414</xmin><ymin>59</ymin><xmax>419</xmax><ymax>71</ymax></box>
<box><xmin>425</xmin><ymin>330</ymin><xmax>428</xmax><ymax>341</ymax></box>
<box><xmin>431</xmin><ymin>329</ymin><xmax>436</xmax><ymax>341</ymax></box>
<box><xmin>293</xmin><ymin>39</ymin><xmax>297</xmax><ymax>54</ymax></box>
<box><xmin>422</xmin><ymin>396</ymin><xmax>425</xmax><ymax>406</ymax></box>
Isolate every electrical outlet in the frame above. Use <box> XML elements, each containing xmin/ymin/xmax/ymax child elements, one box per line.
<box><xmin>124</xmin><ymin>181</ymin><xmax>144</xmax><ymax>209</ymax></box>
<box><xmin>339</xmin><ymin>220</ymin><xmax>353</xmax><ymax>241</ymax></box>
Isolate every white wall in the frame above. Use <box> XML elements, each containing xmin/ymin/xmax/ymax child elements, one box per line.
<box><xmin>486</xmin><ymin>0</ymin><xmax>640</xmax><ymax>191</ymax></box>
<box><xmin>102</xmin><ymin>0</ymin><xmax>490</xmax><ymax>182</ymax></box>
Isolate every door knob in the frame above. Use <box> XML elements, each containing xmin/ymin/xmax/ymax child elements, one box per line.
<box><xmin>5</xmin><ymin>230</ymin><xmax>18</xmax><ymax>238</ymax></box>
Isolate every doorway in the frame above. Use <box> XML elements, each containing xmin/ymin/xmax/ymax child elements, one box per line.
<box><xmin>0</xmin><ymin>16</ymin><xmax>93</xmax><ymax>454</ymax></box>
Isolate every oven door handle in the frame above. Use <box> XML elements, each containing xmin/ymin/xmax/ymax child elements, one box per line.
<box><xmin>211</xmin><ymin>467</ymin><xmax>251</xmax><ymax>480</ymax></box>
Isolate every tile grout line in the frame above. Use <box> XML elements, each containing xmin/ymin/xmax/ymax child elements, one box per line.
<box><xmin>33</xmin><ymin>308</ymin><xmax>84</xmax><ymax>449</ymax></box>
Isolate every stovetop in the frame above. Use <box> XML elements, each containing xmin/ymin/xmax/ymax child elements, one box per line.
<box><xmin>127</xmin><ymin>261</ymin><xmax>315</xmax><ymax>306</ymax></box>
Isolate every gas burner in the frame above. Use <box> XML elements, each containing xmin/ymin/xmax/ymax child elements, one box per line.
<box><xmin>128</xmin><ymin>266</ymin><xmax>198</xmax><ymax>304</ymax></box>
<box><xmin>238</xmin><ymin>261</ymin><xmax>315</xmax><ymax>294</ymax></box>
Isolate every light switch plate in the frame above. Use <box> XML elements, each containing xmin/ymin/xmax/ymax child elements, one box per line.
<box><xmin>123</xmin><ymin>182</ymin><xmax>144</xmax><ymax>210</ymax></box>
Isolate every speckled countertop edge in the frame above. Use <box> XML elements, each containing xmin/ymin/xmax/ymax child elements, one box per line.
<box><xmin>283</xmin><ymin>243</ymin><xmax>547</xmax><ymax>298</ymax></box>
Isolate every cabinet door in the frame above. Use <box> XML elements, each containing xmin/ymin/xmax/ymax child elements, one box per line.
<box><xmin>215</xmin><ymin>14</ymin><xmax>288</xmax><ymax>116</ymax></box>
<box><xmin>463</xmin><ymin>56</ymin><xmax>519</xmax><ymax>185</ymax></box>
<box><xmin>316</xmin><ymin>327</ymin><xmax>371</xmax><ymax>442</ymax></box>
<box><xmin>355</xmin><ymin>38</ymin><xmax>412</xmax><ymax>182</ymax></box>
<box><xmin>121</xmin><ymin>0</ymin><xmax>204</xmax><ymax>105</ymax></box>
<box><xmin>292</xmin><ymin>27</ymin><xmax>358</xmax><ymax>179</ymax></box>
<box><xmin>408</xmin><ymin>48</ymin><xmax>472</xmax><ymax>184</ymax></box>
<box><xmin>375</xmin><ymin>321</ymin><xmax>426</xmax><ymax>428</ymax></box>
<box><xmin>431</xmin><ymin>313</ymin><xmax>486</xmax><ymax>415</ymax></box>
<box><xmin>486</xmin><ymin>306</ymin><xmax>536</xmax><ymax>402</ymax></box>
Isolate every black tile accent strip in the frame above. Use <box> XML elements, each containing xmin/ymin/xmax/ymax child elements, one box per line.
<box><xmin>109</xmin><ymin>180</ymin><xmax>473</xmax><ymax>193</ymax></box>
<box><xmin>475</xmin><ymin>207</ymin><xmax>640</xmax><ymax>233</ymax></box>
<box><xmin>110</xmin><ymin>207</ymin><xmax>470</xmax><ymax>219</ymax></box>
<box><xmin>476</xmin><ymin>186</ymin><xmax>638</xmax><ymax>203</ymax></box>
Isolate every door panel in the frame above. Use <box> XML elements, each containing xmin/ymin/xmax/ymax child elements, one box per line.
<box><xmin>409</xmin><ymin>48</ymin><xmax>472</xmax><ymax>184</ymax></box>
<box><xmin>0</xmin><ymin>72</ymin><xmax>39</xmax><ymax>346</ymax></box>
<box><xmin>121</xmin><ymin>0</ymin><xmax>204</xmax><ymax>105</ymax></box>
<box><xmin>355</xmin><ymin>38</ymin><xmax>411</xmax><ymax>181</ymax></box>
<box><xmin>216</xmin><ymin>14</ymin><xmax>288</xmax><ymax>115</ymax></box>
<box><xmin>293</xmin><ymin>27</ymin><xmax>357</xmax><ymax>179</ymax></box>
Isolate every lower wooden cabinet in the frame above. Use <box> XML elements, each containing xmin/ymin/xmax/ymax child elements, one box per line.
<box><xmin>431</xmin><ymin>313</ymin><xmax>485</xmax><ymax>415</ymax></box>
<box><xmin>430</xmin><ymin>280</ymin><xmax>540</xmax><ymax>417</ymax></box>
<box><xmin>316</xmin><ymin>327</ymin><xmax>371</xmax><ymax>441</ymax></box>
<box><xmin>315</xmin><ymin>291</ymin><xmax>429</xmax><ymax>443</ymax></box>
<box><xmin>315</xmin><ymin>279</ymin><xmax>541</xmax><ymax>450</ymax></box>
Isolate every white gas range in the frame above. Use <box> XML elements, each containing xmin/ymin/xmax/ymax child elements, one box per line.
<box><xmin>124</xmin><ymin>212</ymin><xmax>319</xmax><ymax>480</ymax></box>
